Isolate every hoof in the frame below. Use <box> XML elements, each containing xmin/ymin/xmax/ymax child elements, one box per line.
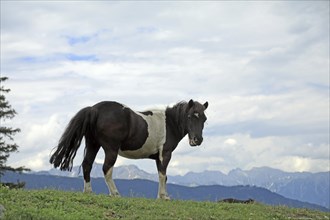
<box><xmin>83</xmin><ymin>189</ymin><xmax>93</xmax><ymax>194</ymax></box>
<box><xmin>110</xmin><ymin>192</ymin><xmax>121</xmax><ymax>198</ymax></box>
<box><xmin>158</xmin><ymin>194</ymin><xmax>171</xmax><ymax>200</ymax></box>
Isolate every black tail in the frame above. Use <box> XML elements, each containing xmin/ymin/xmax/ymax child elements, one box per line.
<box><xmin>50</xmin><ymin>106</ymin><xmax>97</xmax><ymax>171</ymax></box>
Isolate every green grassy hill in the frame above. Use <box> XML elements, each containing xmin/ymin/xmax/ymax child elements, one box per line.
<box><xmin>0</xmin><ymin>186</ymin><xmax>329</xmax><ymax>220</ymax></box>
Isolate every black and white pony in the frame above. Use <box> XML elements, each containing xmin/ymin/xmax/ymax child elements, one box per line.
<box><xmin>50</xmin><ymin>99</ymin><xmax>208</xmax><ymax>200</ymax></box>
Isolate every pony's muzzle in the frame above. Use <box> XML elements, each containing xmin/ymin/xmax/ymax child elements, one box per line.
<box><xmin>189</xmin><ymin>136</ymin><xmax>203</xmax><ymax>146</ymax></box>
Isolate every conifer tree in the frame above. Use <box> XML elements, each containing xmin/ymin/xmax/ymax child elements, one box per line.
<box><xmin>0</xmin><ymin>76</ymin><xmax>29</xmax><ymax>183</ymax></box>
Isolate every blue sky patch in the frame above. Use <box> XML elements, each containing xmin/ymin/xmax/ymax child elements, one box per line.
<box><xmin>66</xmin><ymin>35</ymin><xmax>94</xmax><ymax>45</ymax></box>
<box><xmin>136</xmin><ymin>26</ymin><xmax>158</xmax><ymax>34</ymax></box>
<box><xmin>65</xmin><ymin>53</ymin><xmax>98</xmax><ymax>61</ymax></box>
<box><xmin>19</xmin><ymin>56</ymin><xmax>39</xmax><ymax>62</ymax></box>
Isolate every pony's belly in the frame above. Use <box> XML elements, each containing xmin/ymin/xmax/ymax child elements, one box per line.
<box><xmin>118</xmin><ymin>146</ymin><xmax>158</xmax><ymax>159</ymax></box>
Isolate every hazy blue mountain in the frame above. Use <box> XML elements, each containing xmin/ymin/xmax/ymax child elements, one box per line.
<box><xmin>2</xmin><ymin>172</ymin><xmax>328</xmax><ymax>212</ymax></box>
<box><xmin>169</xmin><ymin>167</ymin><xmax>329</xmax><ymax>209</ymax></box>
<box><xmin>169</xmin><ymin>170</ymin><xmax>232</xmax><ymax>186</ymax></box>
<box><xmin>277</xmin><ymin>172</ymin><xmax>329</xmax><ymax>209</ymax></box>
<box><xmin>227</xmin><ymin>167</ymin><xmax>329</xmax><ymax>209</ymax></box>
<box><xmin>42</xmin><ymin>164</ymin><xmax>158</xmax><ymax>181</ymax></box>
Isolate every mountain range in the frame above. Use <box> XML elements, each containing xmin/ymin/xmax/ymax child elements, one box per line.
<box><xmin>32</xmin><ymin>164</ymin><xmax>329</xmax><ymax>209</ymax></box>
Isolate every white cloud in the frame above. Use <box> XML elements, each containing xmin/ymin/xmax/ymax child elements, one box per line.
<box><xmin>26</xmin><ymin>115</ymin><xmax>61</xmax><ymax>147</ymax></box>
<box><xmin>224</xmin><ymin>138</ymin><xmax>237</xmax><ymax>146</ymax></box>
<box><xmin>273</xmin><ymin>156</ymin><xmax>330</xmax><ymax>173</ymax></box>
<box><xmin>1</xmin><ymin>1</ymin><xmax>329</xmax><ymax>175</ymax></box>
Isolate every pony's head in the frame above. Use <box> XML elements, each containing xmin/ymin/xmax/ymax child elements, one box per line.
<box><xmin>186</xmin><ymin>99</ymin><xmax>208</xmax><ymax>146</ymax></box>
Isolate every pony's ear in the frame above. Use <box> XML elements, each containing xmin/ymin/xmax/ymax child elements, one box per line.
<box><xmin>188</xmin><ymin>99</ymin><xmax>194</xmax><ymax>109</ymax></box>
<box><xmin>203</xmin><ymin>101</ymin><xmax>209</xmax><ymax>110</ymax></box>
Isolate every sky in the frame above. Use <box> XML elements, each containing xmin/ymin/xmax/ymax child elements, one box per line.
<box><xmin>1</xmin><ymin>1</ymin><xmax>329</xmax><ymax>176</ymax></box>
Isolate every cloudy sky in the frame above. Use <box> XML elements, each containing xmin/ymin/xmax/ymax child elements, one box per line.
<box><xmin>1</xmin><ymin>1</ymin><xmax>329</xmax><ymax>175</ymax></box>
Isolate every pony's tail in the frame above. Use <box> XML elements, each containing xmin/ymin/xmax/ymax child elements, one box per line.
<box><xmin>50</xmin><ymin>106</ymin><xmax>98</xmax><ymax>171</ymax></box>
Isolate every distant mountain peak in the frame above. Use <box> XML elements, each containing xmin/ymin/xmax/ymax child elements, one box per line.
<box><xmin>250</xmin><ymin>166</ymin><xmax>280</xmax><ymax>171</ymax></box>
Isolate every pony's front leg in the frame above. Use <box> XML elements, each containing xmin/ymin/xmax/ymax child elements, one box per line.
<box><xmin>156</xmin><ymin>152</ymin><xmax>171</xmax><ymax>200</ymax></box>
<box><xmin>157</xmin><ymin>171</ymin><xmax>170</xmax><ymax>200</ymax></box>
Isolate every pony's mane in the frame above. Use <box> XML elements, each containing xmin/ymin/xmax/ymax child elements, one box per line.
<box><xmin>166</xmin><ymin>101</ymin><xmax>189</xmax><ymax>137</ymax></box>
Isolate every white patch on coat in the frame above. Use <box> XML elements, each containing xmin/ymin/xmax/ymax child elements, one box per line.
<box><xmin>118</xmin><ymin>110</ymin><xmax>166</xmax><ymax>162</ymax></box>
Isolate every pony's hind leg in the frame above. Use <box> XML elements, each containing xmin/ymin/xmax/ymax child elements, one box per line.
<box><xmin>82</xmin><ymin>140</ymin><xmax>100</xmax><ymax>193</ymax></box>
<box><xmin>102</xmin><ymin>144</ymin><xmax>120</xmax><ymax>197</ymax></box>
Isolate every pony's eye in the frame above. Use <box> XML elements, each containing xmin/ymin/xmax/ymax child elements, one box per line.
<box><xmin>194</xmin><ymin>113</ymin><xmax>199</xmax><ymax>118</ymax></box>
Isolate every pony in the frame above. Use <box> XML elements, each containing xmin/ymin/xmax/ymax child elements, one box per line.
<box><xmin>50</xmin><ymin>99</ymin><xmax>208</xmax><ymax>199</ymax></box>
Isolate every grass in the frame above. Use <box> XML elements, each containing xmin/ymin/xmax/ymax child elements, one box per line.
<box><xmin>0</xmin><ymin>186</ymin><xmax>329</xmax><ymax>220</ymax></box>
